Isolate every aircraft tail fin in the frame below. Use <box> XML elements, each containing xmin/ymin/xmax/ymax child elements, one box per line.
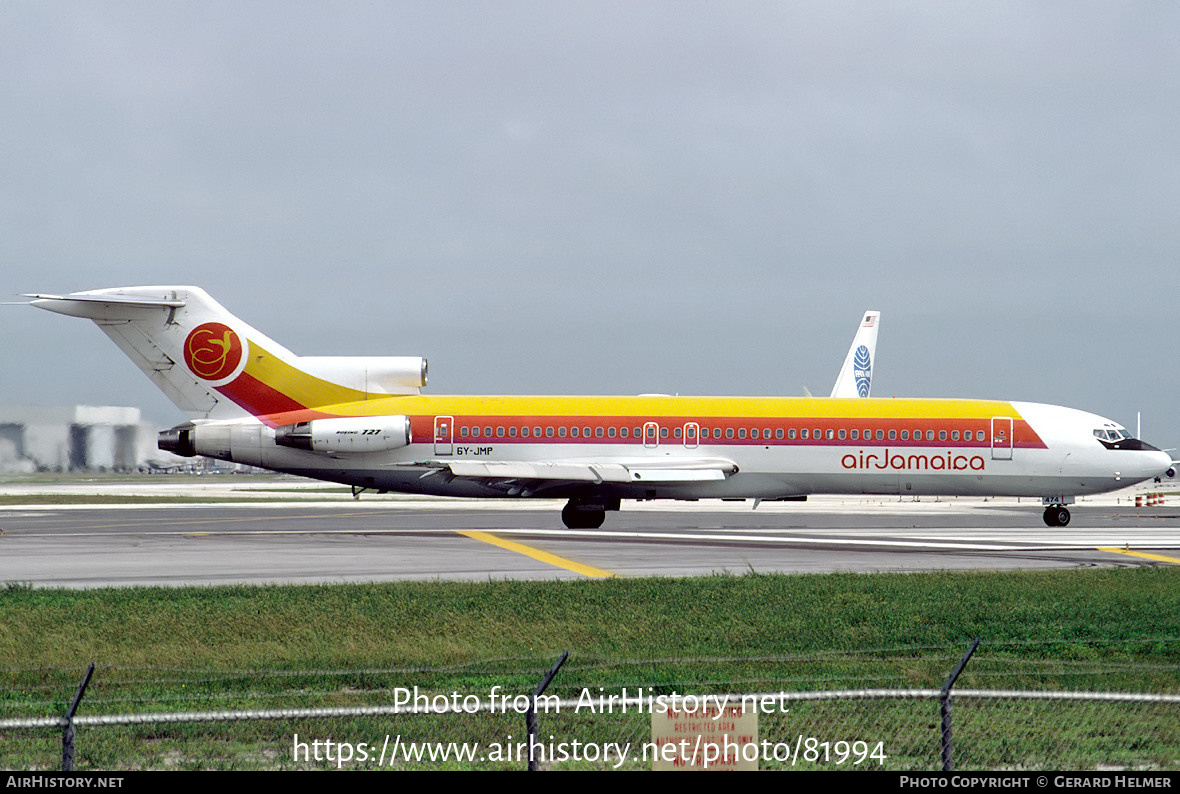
<box><xmin>27</xmin><ymin>287</ymin><xmax>427</xmax><ymax>423</ymax></box>
<box><xmin>830</xmin><ymin>311</ymin><xmax>879</xmax><ymax>398</ymax></box>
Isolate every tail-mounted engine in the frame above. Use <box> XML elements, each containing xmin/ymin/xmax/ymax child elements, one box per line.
<box><xmin>274</xmin><ymin>416</ymin><xmax>412</xmax><ymax>453</ymax></box>
<box><xmin>158</xmin><ymin>424</ymin><xmax>198</xmax><ymax>457</ymax></box>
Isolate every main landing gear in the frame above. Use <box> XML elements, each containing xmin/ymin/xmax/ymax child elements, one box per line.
<box><xmin>1043</xmin><ymin>505</ymin><xmax>1071</xmax><ymax>527</ymax></box>
<box><xmin>562</xmin><ymin>501</ymin><xmax>605</xmax><ymax>529</ymax></box>
<box><xmin>561</xmin><ymin>497</ymin><xmax>619</xmax><ymax>529</ymax></box>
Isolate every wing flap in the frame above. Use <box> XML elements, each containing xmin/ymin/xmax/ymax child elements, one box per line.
<box><xmin>445</xmin><ymin>460</ymin><xmax>630</xmax><ymax>482</ymax></box>
<box><xmin>421</xmin><ymin>457</ymin><xmax>737</xmax><ymax>484</ymax></box>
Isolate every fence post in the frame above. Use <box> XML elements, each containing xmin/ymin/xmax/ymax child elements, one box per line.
<box><xmin>940</xmin><ymin>638</ymin><xmax>979</xmax><ymax>772</ymax></box>
<box><xmin>62</xmin><ymin>663</ymin><xmax>96</xmax><ymax>771</ymax></box>
<box><xmin>527</xmin><ymin>650</ymin><xmax>569</xmax><ymax>771</ymax></box>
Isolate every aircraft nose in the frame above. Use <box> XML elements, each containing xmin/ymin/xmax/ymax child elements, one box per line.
<box><xmin>1152</xmin><ymin>450</ymin><xmax>1173</xmax><ymax>474</ymax></box>
<box><xmin>1140</xmin><ymin>449</ymin><xmax>1174</xmax><ymax>480</ymax></box>
<box><xmin>1111</xmin><ymin>444</ymin><xmax>1173</xmax><ymax>483</ymax></box>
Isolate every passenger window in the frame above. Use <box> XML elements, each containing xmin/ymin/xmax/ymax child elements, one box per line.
<box><xmin>788</xmin><ymin>429</ymin><xmax>797</xmax><ymax>439</ymax></box>
<box><xmin>546</xmin><ymin>426</ymin><xmax>554</xmax><ymax>437</ymax></box>
<box><xmin>888</xmin><ymin>430</ymin><xmax>896</xmax><ymax>440</ymax></box>
<box><xmin>851</xmin><ymin>429</ymin><xmax>859</xmax><ymax>440</ymax></box>
<box><xmin>826</xmin><ymin>429</ymin><xmax>834</xmax><ymax>440</ymax></box>
<box><xmin>584</xmin><ymin>426</ymin><xmax>591</xmax><ymax>438</ymax></box>
<box><xmin>838</xmin><ymin>429</ymin><xmax>847</xmax><ymax>440</ymax></box>
<box><xmin>570</xmin><ymin>427</ymin><xmax>579</xmax><ymax>438</ymax></box>
<box><xmin>558</xmin><ymin>427</ymin><xmax>567</xmax><ymax>438</ymax></box>
<box><xmin>939</xmin><ymin>430</ymin><xmax>947</xmax><ymax>441</ymax></box>
<box><xmin>775</xmin><ymin>429</ymin><xmax>783</xmax><ymax>439</ymax></box>
<box><xmin>675</xmin><ymin>427</ymin><xmax>683</xmax><ymax>439</ymax></box>
<box><xmin>496</xmin><ymin>426</ymin><xmax>505</xmax><ymax>437</ymax></box>
<box><xmin>483</xmin><ymin>426</ymin><xmax>492</xmax><ymax>437</ymax></box>
<box><xmin>726</xmin><ymin>428</ymin><xmax>734</xmax><ymax>439</ymax></box>
<box><xmin>660</xmin><ymin>427</ymin><xmax>668</xmax><ymax>439</ymax></box>
<box><xmin>608</xmin><ymin>427</ymin><xmax>616</xmax><ymax>438</ymax></box>
<box><xmin>876</xmin><ymin>430</ymin><xmax>884</xmax><ymax>440</ymax></box>
<box><xmin>926</xmin><ymin>430</ymin><xmax>934</xmax><ymax>441</ymax></box>
<box><xmin>750</xmin><ymin>428</ymin><xmax>758</xmax><ymax>440</ymax></box>
<box><xmin>509</xmin><ymin>427</ymin><xmax>517</xmax><ymax>437</ymax></box>
<box><xmin>801</xmin><ymin>429</ymin><xmax>809</xmax><ymax>439</ymax></box>
<box><xmin>901</xmin><ymin>430</ymin><xmax>909</xmax><ymax>441</ymax></box>
<box><xmin>951</xmin><ymin>431</ymin><xmax>959</xmax><ymax>441</ymax></box>
<box><xmin>596</xmin><ymin>427</ymin><xmax>604</xmax><ymax>438</ymax></box>
<box><xmin>739</xmin><ymin>428</ymin><xmax>747</xmax><ymax>439</ymax></box>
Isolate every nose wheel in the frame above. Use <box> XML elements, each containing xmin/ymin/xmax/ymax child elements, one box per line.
<box><xmin>1043</xmin><ymin>505</ymin><xmax>1071</xmax><ymax>527</ymax></box>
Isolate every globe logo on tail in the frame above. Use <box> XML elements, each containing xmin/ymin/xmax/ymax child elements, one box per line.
<box><xmin>853</xmin><ymin>344</ymin><xmax>872</xmax><ymax>398</ymax></box>
<box><xmin>184</xmin><ymin>322</ymin><xmax>244</xmax><ymax>382</ymax></box>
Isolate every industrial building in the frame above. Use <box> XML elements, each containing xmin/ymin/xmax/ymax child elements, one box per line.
<box><xmin>0</xmin><ymin>406</ymin><xmax>166</xmax><ymax>472</ymax></box>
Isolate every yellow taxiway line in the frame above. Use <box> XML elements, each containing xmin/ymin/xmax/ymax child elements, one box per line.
<box><xmin>458</xmin><ymin>530</ymin><xmax>615</xmax><ymax>578</ymax></box>
<box><xmin>1097</xmin><ymin>548</ymin><xmax>1180</xmax><ymax>565</ymax></box>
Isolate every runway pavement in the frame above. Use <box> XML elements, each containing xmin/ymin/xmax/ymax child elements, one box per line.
<box><xmin>1</xmin><ymin>480</ymin><xmax>1177</xmax><ymax>587</ymax></box>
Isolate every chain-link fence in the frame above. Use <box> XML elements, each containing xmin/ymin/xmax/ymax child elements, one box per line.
<box><xmin>3</xmin><ymin>646</ymin><xmax>1178</xmax><ymax>770</ymax></box>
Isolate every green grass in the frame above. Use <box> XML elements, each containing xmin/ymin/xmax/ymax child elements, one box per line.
<box><xmin>2</xmin><ymin>568</ymin><xmax>1178</xmax><ymax>769</ymax></box>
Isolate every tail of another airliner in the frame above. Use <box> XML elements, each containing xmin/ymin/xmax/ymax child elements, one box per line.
<box><xmin>830</xmin><ymin>311</ymin><xmax>879</xmax><ymax>398</ymax></box>
<box><xmin>27</xmin><ymin>287</ymin><xmax>427</xmax><ymax>423</ymax></box>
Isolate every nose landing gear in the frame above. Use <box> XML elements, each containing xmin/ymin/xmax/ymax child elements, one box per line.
<box><xmin>1043</xmin><ymin>505</ymin><xmax>1071</xmax><ymax>527</ymax></box>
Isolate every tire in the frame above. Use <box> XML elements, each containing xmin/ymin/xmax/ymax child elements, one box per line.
<box><xmin>1042</xmin><ymin>506</ymin><xmax>1071</xmax><ymax>527</ymax></box>
<box><xmin>562</xmin><ymin>502</ymin><xmax>606</xmax><ymax>529</ymax></box>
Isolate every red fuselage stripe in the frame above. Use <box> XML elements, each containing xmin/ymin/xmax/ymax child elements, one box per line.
<box><xmin>412</xmin><ymin>415</ymin><xmax>1046</xmax><ymax>448</ymax></box>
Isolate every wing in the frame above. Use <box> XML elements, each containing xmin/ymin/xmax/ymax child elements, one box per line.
<box><xmin>401</xmin><ymin>457</ymin><xmax>738</xmax><ymax>493</ymax></box>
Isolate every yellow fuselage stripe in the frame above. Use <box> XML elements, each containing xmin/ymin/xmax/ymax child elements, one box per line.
<box><xmin>318</xmin><ymin>395</ymin><xmax>1024</xmax><ymax>420</ymax></box>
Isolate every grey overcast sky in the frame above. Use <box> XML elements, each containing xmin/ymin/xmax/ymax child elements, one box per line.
<box><xmin>3</xmin><ymin>2</ymin><xmax>1178</xmax><ymax>450</ymax></box>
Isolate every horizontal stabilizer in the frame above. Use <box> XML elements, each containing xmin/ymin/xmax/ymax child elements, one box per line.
<box><xmin>26</xmin><ymin>292</ymin><xmax>187</xmax><ymax>319</ymax></box>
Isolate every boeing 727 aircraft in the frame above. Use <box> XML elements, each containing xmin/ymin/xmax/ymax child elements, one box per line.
<box><xmin>28</xmin><ymin>287</ymin><xmax>1171</xmax><ymax>529</ymax></box>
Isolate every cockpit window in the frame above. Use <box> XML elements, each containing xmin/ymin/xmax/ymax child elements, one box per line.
<box><xmin>1095</xmin><ymin>428</ymin><xmax>1134</xmax><ymax>442</ymax></box>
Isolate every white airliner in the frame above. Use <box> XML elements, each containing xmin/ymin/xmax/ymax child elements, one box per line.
<box><xmin>28</xmin><ymin>287</ymin><xmax>1171</xmax><ymax>529</ymax></box>
<box><xmin>831</xmin><ymin>311</ymin><xmax>879</xmax><ymax>398</ymax></box>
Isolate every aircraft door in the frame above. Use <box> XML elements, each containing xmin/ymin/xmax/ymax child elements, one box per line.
<box><xmin>683</xmin><ymin>422</ymin><xmax>700</xmax><ymax>449</ymax></box>
<box><xmin>434</xmin><ymin>415</ymin><xmax>454</xmax><ymax>456</ymax></box>
<box><xmin>643</xmin><ymin>422</ymin><xmax>659</xmax><ymax>449</ymax></box>
<box><xmin>991</xmin><ymin>417</ymin><xmax>1013</xmax><ymax>460</ymax></box>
